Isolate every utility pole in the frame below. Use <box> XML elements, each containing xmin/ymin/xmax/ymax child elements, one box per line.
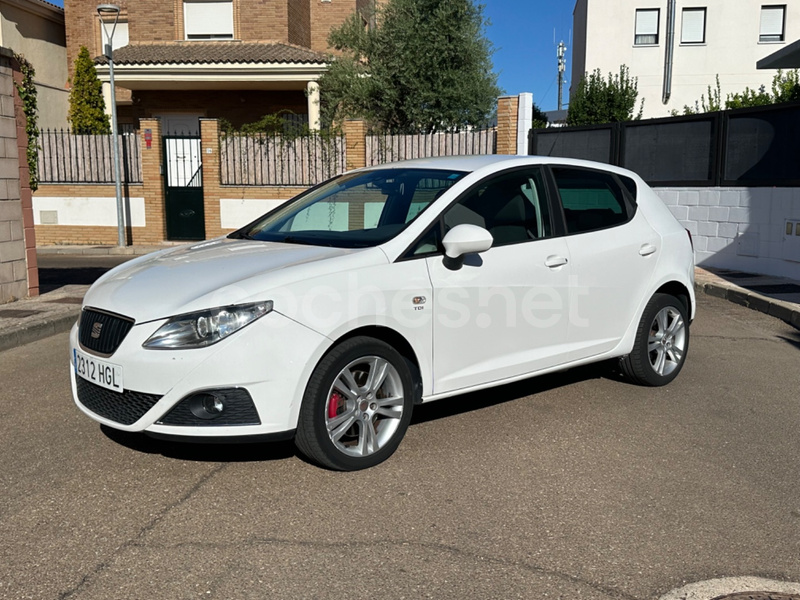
<box><xmin>557</xmin><ymin>40</ymin><xmax>567</xmax><ymax>111</ymax></box>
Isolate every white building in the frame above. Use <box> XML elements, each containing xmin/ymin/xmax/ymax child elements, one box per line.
<box><xmin>571</xmin><ymin>0</ymin><xmax>800</xmax><ymax>118</ymax></box>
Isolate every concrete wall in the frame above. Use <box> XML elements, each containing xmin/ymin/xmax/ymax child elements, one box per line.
<box><xmin>0</xmin><ymin>0</ymin><xmax>68</xmax><ymax>128</ymax></box>
<box><xmin>656</xmin><ymin>187</ymin><xmax>800</xmax><ymax>279</ymax></box>
<box><xmin>572</xmin><ymin>0</ymin><xmax>800</xmax><ymax>119</ymax></box>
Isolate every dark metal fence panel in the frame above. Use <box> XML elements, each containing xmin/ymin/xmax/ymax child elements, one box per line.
<box><xmin>723</xmin><ymin>101</ymin><xmax>800</xmax><ymax>186</ymax></box>
<box><xmin>529</xmin><ymin>125</ymin><xmax>617</xmax><ymax>164</ymax></box>
<box><xmin>220</xmin><ymin>133</ymin><xmax>346</xmax><ymax>186</ymax></box>
<box><xmin>620</xmin><ymin>113</ymin><xmax>721</xmax><ymax>186</ymax></box>
<box><xmin>38</xmin><ymin>130</ymin><xmax>142</xmax><ymax>184</ymax></box>
<box><xmin>528</xmin><ymin>102</ymin><xmax>800</xmax><ymax>187</ymax></box>
<box><xmin>365</xmin><ymin>129</ymin><xmax>496</xmax><ymax>166</ymax></box>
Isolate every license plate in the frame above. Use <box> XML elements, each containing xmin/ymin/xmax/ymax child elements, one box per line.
<box><xmin>74</xmin><ymin>348</ymin><xmax>124</xmax><ymax>393</ymax></box>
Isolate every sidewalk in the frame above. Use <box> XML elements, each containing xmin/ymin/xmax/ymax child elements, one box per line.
<box><xmin>1</xmin><ymin>245</ymin><xmax>799</xmax><ymax>353</ymax></box>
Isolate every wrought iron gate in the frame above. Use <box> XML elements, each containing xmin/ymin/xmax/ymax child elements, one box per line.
<box><xmin>163</xmin><ymin>134</ymin><xmax>204</xmax><ymax>240</ymax></box>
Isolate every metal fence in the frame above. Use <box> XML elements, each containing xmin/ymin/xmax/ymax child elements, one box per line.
<box><xmin>220</xmin><ymin>132</ymin><xmax>346</xmax><ymax>186</ymax></box>
<box><xmin>529</xmin><ymin>101</ymin><xmax>800</xmax><ymax>187</ymax></box>
<box><xmin>38</xmin><ymin>129</ymin><xmax>143</xmax><ymax>184</ymax></box>
<box><xmin>366</xmin><ymin>129</ymin><xmax>497</xmax><ymax>166</ymax></box>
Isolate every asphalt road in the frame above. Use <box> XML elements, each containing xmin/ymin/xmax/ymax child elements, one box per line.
<box><xmin>1</xmin><ymin>295</ymin><xmax>799</xmax><ymax>600</ymax></box>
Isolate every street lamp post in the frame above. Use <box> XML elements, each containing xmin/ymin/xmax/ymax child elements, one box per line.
<box><xmin>97</xmin><ymin>4</ymin><xmax>125</xmax><ymax>247</ymax></box>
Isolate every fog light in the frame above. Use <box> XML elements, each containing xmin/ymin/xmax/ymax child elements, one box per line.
<box><xmin>188</xmin><ymin>393</ymin><xmax>225</xmax><ymax>420</ymax></box>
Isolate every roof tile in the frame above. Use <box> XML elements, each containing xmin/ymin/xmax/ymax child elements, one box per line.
<box><xmin>96</xmin><ymin>42</ymin><xmax>327</xmax><ymax>66</ymax></box>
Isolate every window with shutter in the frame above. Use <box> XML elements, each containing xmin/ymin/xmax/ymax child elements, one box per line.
<box><xmin>759</xmin><ymin>5</ymin><xmax>786</xmax><ymax>42</ymax></box>
<box><xmin>681</xmin><ymin>8</ymin><xmax>706</xmax><ymax>44</ymax></box>
<box><xmin>184</xmin><ymin>1</ymin><xmax>234</xmax><ymax>40</ymax></box>
<box><xmin>635</xmin><ymin>9</ymin><xmax>660</xmax><ymax>46</ymax></box>
<box><xmin>101</xmin><ymin>21</ymin><xmax>129</xmax><ymax>52</ymax></box>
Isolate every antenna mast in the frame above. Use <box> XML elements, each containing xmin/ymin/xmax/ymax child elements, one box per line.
<box><xmin>557</xmin><ymin>40</ymin><xmax>567</xmax><ymax>111</ymax></box>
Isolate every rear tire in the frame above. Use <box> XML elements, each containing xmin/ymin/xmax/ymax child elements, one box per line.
<box><xmin>295</xmin><ymin>337</ymin><xmax>415</xmax><ymax>471</ymax></box>
<box><xmin>620</xmin><ymin>293</ymin><xmax>689</xmax><ymax>387</ymax></box>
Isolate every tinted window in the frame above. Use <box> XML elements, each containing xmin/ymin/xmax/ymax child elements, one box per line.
<box><xmin>551</xmin><ymin>167</ymin><xmax>630</xmax><ymax>234</ymax></box>
<box><xmin>442</xmin><ymin>168</ymin><xmax>552</xmax><ymax>247</ymax></box>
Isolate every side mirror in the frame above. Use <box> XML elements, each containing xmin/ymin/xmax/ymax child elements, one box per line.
<box><xmin>441</xmin><ymin>224</ymin><xmax>493</xmax><ymax>270</ymax></box>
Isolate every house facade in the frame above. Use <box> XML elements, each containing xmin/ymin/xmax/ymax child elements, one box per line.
<box><xmin>63</xmin><ymin>0</ymin><xmax>377</xmax><ymax>131</ymax></box>
<box><xmin>571</xmin><ymin>0</ymin><xmax>800</xmax><ymax>118</ymax></box>
<box><xmin>0</xmin><ymin>0</ymin><xmax>68</xmax><ymax>128</ymax></box>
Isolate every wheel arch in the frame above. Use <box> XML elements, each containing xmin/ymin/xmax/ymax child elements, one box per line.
<box><xmin>331</xmin><ymin>326</ymin><xmax>424</xmax><ymax>404</ymax></box>
<box><xmin>654</xmin><ymin>280</ymin><xmax>693</xmax><ymax>321</ymax></box>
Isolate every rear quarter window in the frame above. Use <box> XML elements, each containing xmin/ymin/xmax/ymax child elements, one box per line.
<box><xmin>551</xmin><ymin>167</ymin><xmax>632</xmax><ymax>235</ymax></box>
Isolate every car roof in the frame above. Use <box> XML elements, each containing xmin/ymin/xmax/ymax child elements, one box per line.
<box><xmin>367</xmin><ymin>154</ymin><xmax>642</xmax><ymax>181</ymax></box>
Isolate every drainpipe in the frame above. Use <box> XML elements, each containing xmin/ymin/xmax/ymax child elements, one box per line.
<box><xmin>662</xmin><ymin>0</ymin><xmax>676</xmax><ymax>104</ymax></box>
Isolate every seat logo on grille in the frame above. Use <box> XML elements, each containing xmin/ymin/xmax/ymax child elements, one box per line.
<box><xmin>91</xmin><ymin>322</ymin><xmax>104</xmax><ymax>339</ymax></box>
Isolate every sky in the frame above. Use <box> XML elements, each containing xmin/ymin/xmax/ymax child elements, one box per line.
<box><xmin>48</xmin><ymin>0</ymin><xmax>575</xmax><ymax>112</ymax></box>
<box><xmin>483</xmin><ymin>1</ymin><xmax>576</xmax><ymax>111</ymax></box>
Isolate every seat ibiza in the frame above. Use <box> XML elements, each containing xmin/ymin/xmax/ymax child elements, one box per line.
<box><xmin>70</xmin><ymin>155</ymin><xmax>695</xmax><ymax>470</ymax></box>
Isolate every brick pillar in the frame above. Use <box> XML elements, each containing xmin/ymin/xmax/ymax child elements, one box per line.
<box><xmin>344</xmin><ymin>119</ymin><xmax>367</xmax><ymax>171</ymax></box>
<box><xmin>496</xmin><ymin>95</ymin><xmax>520</xmax><ymax>155</ymax></box>
<box><xmin>136</xmin><ymin>118</ymin><xmax>166</xmax><ymax>244</ymax></box>
<box><xmin>200</xmin><ymin>118</ymin><xmax>222</xmax><ymax>239</ymax></box>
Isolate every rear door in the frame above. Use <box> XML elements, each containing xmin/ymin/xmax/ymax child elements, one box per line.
<box><xmin>549</xmin><ymin>166</ymin><xmax>660</xmax><ymax>360</ymax></box>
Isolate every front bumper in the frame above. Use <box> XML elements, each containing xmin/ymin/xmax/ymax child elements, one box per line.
<box><xmin>69</xmin><ymin>310</ymin><xmax>330</xmax><ymax>438</ymax></box>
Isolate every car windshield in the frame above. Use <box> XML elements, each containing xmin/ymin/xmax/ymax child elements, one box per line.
<box><xmin>234</xmin><ymin>168</ymin><xmax>467</xmax><ymax>248</ymax></box>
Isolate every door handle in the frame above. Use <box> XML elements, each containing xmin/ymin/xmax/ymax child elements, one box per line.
<box><xmin>639</xmin><ymin>243</ymin><xmax>657</xmax><ymax>257</ymax></box>
<box><xmin>545</xmin><ymin>255</ymin><xmax>569</xmax><ymax>268</ymax></box>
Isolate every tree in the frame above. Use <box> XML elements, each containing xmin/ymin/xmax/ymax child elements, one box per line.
<box><xmin>318</xmin><ymin>0</ymin><xmax>501</xmax><ymax>133</ymax></box>
<box><xmin>531</xmin><ymin>101</ymin><xmax>548</xmax><ymax>129</ymax></box>
<box><xmin>68</xmin><ymin>46</ymin><xmax>111</xmax><ymax>134</ymax></box>
<box><xmin>567</xmin><ymin>66</ymin><xmax>643</xmax><ymax>126</ymax></box>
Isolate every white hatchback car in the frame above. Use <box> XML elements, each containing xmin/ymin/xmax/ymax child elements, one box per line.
<box><xmin>70</xmin><ymin>155</ymin><xmax>695</xmax><ymax>470</ymax></box>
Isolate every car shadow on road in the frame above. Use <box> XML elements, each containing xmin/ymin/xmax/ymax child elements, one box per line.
<box><xmin>98</xmin><ymin>361</ymin><xmax>619</xmax><ymax>464</ymax></box>
<box><xmin>100</xmin><ymin>425</ymin><xmax>297</xmax><ymax>463</ymax></box>
<box><xmin>411</xmin><ymin>361</ymin><xmax>616</xmax><ymax>426</ymax></box>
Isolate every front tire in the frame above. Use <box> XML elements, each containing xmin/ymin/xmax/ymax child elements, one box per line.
<box><xmin>295</xmin><ymin>337</ymin><xmax>415</xmax><ymax>471</ymax></box>
<box><xmin>620</xmin><ymin>293</ymin><xmax>689</xmax><ymax>387</ymax></box>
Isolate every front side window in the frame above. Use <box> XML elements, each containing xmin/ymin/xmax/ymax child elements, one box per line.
<box><xmin>760</xmin><ymin>5</ymin><xmax>786</xmax><ymax>42</ymax></box>
<box><xmin>635</xmin><ymin>9</ymin><xmax>660</xmax><ymax>45</ymax></box>
<box><xmin>551</xmin><ymin>167</ymin><xmax>631</xmax><ymax>235</ymax></box>
<box><xmin>237</xmin><ymin>168</ymin><xmax>465</xmax><ymax>248</ymax></box>
<box><xmin>184</xmin><ymin>0</ymin><xmax>234</xmax><ymax>40</ymax></box>
<box><xmin>442</xmin><ymin>168</ymin><xmax>552</xmax><ymax>247</ymax></box>
<box><xmin>681</xmin><ymin>8</ymin><xmax>707</xmax><ymax>44</ymax></box>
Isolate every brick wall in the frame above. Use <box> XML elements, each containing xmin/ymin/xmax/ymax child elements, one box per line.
<box><xmin>239</xmin><ymin>0</ymin><xmax>289</xmax><ymax>42</ymax></box>
<box><xmin>65</xmin><ymin>0</ymin><xmax>131</xmax><ymax>74</ymax></box>
<box><xmin>496</xmin><ymin>96</ymin><xmax>519</xmax><ymax>155</ymax></box>
<box><xmin>128</xmin><ymin>0</ymin><xmax>175</xmax><ymax>43</ymax></box>
<box><xmin>310</xmin><ymin>0</ymin><xmax>358</xmax><ymax>53</ymax></box>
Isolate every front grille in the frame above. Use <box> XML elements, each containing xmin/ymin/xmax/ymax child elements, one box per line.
<box><xmin>76</xmin><ymin>377</ymin><xmax>162</xmax><ymax>425</ymax></box>
<box><xmin>79</xmin><ymin>308</ymin><xmax>135</xmax><ymax>355</ymax></box>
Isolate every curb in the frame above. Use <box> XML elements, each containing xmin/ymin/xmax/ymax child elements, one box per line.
<box><xmin>695</xmin><ymin>280</ymin><xmax>800</xmax><ymax>329</ymax></box>
<box><xmin>0</xmin><ymin>308</ymin><xmax>80</xmax><ymax>354</ymax></box>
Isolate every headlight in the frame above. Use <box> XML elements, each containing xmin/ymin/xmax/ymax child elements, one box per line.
<box><xmin>143</xmin><ymin>301</ymin><xmax>273</xmax><ymax>349</ymax></box>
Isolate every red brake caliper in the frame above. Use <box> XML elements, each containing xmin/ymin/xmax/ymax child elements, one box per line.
<box><xmin>328</xmin><ymin>391</ymin><xmax>343</xmax><ymax>419</ymax></box>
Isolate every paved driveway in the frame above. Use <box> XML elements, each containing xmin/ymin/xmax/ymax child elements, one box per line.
<box><xmin>1</xmin><ymin>295</ymin><xmax>799</xmax><ymax>599</ymax></box>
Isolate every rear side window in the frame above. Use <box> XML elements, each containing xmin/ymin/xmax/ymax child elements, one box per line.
<box><xmin>551</xmin><ymin>167</ymin><xmax>631</xmax><ymax>234</ymax></box>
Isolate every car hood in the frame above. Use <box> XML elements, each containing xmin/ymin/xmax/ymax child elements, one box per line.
<box><xmin>83</xmin><ymin>238</ymin><xmax>384</xmax><ymax>323</ymax></box>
